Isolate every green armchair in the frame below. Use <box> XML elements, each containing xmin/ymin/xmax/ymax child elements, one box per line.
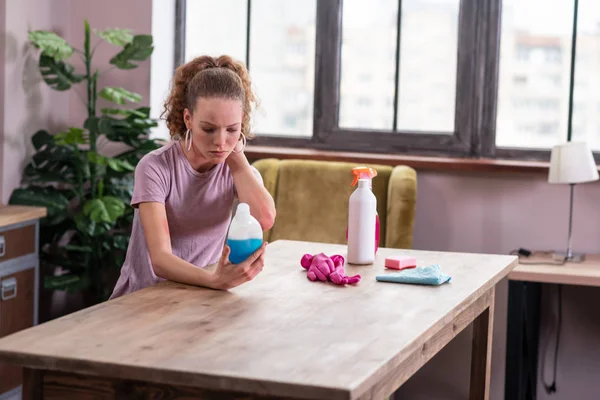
<box><xmin>252</xmin><ymin>158</ymin><xmax>417</xmax><ymax>249</ymax></box>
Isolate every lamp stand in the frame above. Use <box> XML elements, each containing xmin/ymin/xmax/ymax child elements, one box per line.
<box><xmin>553</xmin><ymin>183</ymin><xmax>585</xmax><ymax>262</ymax></box>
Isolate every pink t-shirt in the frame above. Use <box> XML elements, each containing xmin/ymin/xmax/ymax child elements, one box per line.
<box><xmin>110</xmin><ymin>140</ymin><xmax>261</xmax><ymax>299</ymax></box>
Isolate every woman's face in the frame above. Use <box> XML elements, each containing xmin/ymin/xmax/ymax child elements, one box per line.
<box><xmin>183</xmin><ymin>97</ymin><xmax>243</xmax><ymax>164</ymax></box>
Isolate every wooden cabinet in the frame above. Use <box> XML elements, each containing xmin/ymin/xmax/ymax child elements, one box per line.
<box><xmin>0</xmin><ymin>206</ymin><xmax>45</xmax><ymax>400</ymax></box>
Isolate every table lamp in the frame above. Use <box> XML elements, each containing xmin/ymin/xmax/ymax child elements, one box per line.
<box><xmin>548</xmin><ymin>141</ymin><xmax>599</xmax><ymax>262</ymax></box>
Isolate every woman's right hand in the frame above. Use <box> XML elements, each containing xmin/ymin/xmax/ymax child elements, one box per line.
<box><xmin>211</xmin><ymin>242</ymin><xmax>268</xmax><ymax>290</ymax></box>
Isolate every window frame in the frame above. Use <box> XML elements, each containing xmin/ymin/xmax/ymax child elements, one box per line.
<box><xmin>173</xmin><ymin>0</ymin><xmax>600</xmax><ymax>163</ymax></box>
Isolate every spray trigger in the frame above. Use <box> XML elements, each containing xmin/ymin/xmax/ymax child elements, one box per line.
<box><xmin>351</xmin><ymin>166</ymin><xmax>378</xmax><ymax>186</ymax></box>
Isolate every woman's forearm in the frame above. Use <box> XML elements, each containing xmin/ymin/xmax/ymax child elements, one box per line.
<box><xmin>152</xmin><ymin>252</ymin><xmax>217</xmax><ymax>289</ymax></box>
<box><xmin>227</xmin><ymin>152</ymin><xmax>276</xmax><ymax>230</ymax></box>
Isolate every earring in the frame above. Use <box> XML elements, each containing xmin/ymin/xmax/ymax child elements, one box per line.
<box><xmin>184</xmin><ymin>129</ymin><xmax>192</xmax><ymax>151</ymax></box>
<box><xmin>232</xmin><ymin>133</ymin><xmax>247</xmax><ymax>153</ymax></box>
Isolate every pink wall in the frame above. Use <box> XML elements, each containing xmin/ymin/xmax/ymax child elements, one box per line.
<box><xmin>395</xmin><ymin>170</ymin><xmax>600</xmax><ymax>400</ymax></box>
<box><xmin>61</xmin><ymin>0</ymin><xmax>152</xmax><ymax>129</ymax></box>
<box><xmin>61</xmin><ymin>0</ymin><xmax>152</xmax><ymax>158</ymax></box>
<box><xmin>0</xmin><ymin>0</ymin><xmax>152</xmax><ymax>204</ymax></box>
<box><xmin>0</xmin><ymin>0</ymin><xmax>5</xmax><ymax>202</ymax></box>
<box><xmin>1</xmin><ymin>0</ymin><xmax>71</xmax><ymax>203</ymax></box>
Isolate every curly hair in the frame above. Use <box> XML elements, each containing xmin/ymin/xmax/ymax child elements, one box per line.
<box><xmin>161</xmin><ymin>55</ymin><xmax>258</xmax><ymax>140</ymax></box>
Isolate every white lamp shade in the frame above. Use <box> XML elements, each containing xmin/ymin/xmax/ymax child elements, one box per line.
<box><xmin>548</xmin><ymin>142</ymin><xmax>599</xmax><ymax>184</ymax></box>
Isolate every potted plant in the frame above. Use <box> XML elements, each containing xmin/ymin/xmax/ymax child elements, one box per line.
<box><xmin>8</xmin><ymin>20</ymin><xmax>160</xmax><ymax>307</ymax></box>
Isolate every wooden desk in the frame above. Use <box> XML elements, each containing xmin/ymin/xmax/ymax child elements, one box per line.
<box><xmin>0</xmin><ymin>205</ymin><xmax>46</xmax><ymax>399</ymax></box>
<box><xmin>0</xmin><ymin>240</ymin><xmax>517</xmax><ymax>400</ymax></box>
<box><xmin>509</xmin><ymin>252</ymin><xmax>600</xmax><ymax>287</ymax></box>
<box><xmin>505</xmin><ymin>252</ymin><xmax>600</xmax><ymax>400</ymax></box>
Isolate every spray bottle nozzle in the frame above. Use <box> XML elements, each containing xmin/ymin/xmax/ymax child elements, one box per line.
<box><xmin>351</xmin><ymin>166</ymin><xmax>378</xmax><ymax>186</ymax></box>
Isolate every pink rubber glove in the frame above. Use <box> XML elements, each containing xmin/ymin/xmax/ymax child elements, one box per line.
<box><xmin>329</xmin><ymin>255</ymin><xmax>361</xmax><ymax>285</ymax></box>
<box><xmin>301</xmin><ymin>253</ymin><xmax>361</xmax><ymax>285</ymax></box>
<box><xmin>301</xmin><ymin>253</ymin><xmax>335</xmax><ymax>281</ymax></box>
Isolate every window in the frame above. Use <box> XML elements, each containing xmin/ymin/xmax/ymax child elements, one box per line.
<box><xmin>183</xmin><ymin>0</ymin><xmax>316</xmax><ymax>137</ymax></box>
<box><xmin>495</xmin><ymin>0</ymin><xmax>573</xmax><ymax>150</ymax></box>
<box><xmin>496</xmin><ymin>0</ymin><xmax>600</xmax><ymax>153</ymax></box>
<box><xmin>173</xmin><ymin>0</ymin><xmax>600</xmax><ymax>161</ymax></box>
<box><xmin>339</xmin><ymin>0</ymin><xmax>459</xmax><ymax>133</ymax></box>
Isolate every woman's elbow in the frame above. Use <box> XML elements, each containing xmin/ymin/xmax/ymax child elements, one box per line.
<box><xmin>150</xmin><ymin>252</ymin><xmax>168</xmax><ymax>278</ymax></box>
<box><xmin>260</xmin><ymin>208</ymin><xmax>276</xmax><ymax>231</ymax></box>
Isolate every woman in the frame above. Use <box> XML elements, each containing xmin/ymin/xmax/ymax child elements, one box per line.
<box><xmin>110</xmin><ymin>55</ymin><xmax>276</xmax><ymax>298</ymax></box>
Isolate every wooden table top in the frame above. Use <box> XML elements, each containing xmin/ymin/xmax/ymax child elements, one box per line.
<box><xmin>509</xmin><ymin>252</ymin><xmax>600</xmax><ymax>287</ymax></box>
<box><xmin>0</xmin><ymin>205</ymin><xmax>46</xmax><ymax>228</ymax></box>
<box><xmin>0</xmin><ymin>240</ymin><xmax>517</xmax><ymax>399</ymax></box>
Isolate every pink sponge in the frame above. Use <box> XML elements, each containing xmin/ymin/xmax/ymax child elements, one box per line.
<box><xmin>385</xmin><ymin>256</ymin><xmax>417</xmax><ymax>270</ymax></box>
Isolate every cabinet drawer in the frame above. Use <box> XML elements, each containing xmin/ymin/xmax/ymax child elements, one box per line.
<box><xmin>0</xmin><ymin>224</ymin><xmax>35</xmax><ymax>263</ymax></box>
<box><xmin>0</xmin><ymin>267</ymin><xmax>35</xmax><ymax>394</ymax></box>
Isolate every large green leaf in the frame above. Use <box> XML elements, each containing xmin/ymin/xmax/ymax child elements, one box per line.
<box><xmin>84</xmin><ymin>116</ymin><xmax>99</xmax><ymax>132</ymax></box>
<box><xmin>94</xmin><ymin>28</ymin><xmax>133</xmax><ymax>47</ymax></box>
<box><xmin>65</xmin><ymin>244</ymin><xmax>93</xmax><ymax>253</ymax></box>
<box><xmin>87</xmin><ymin>152</ymin><xmax>134</xmax><ymax>173</ymax></box>
<box><xmin>8</xmin><ymin>187</ymin><xmax>70</xmax><ymax>225</ymax></box>
<box><xmin>44</xmin><ymin>273</ymin><xmax>91</xmax><ymax>293</ymax></box>
<box><xmin>54</xmin><ymin>127</ymin><xmax>86</xmax><ymax>146</ymax></box>
<box><xmin>83</xmin><ymin>196</ymin><xmax>125</xmax><ymax>223</ymax></box>
<box><xmin>29</xmin><ymin>30</ymin><xmax>73</xmax><ymax>61</ymax></box>
<box><xmin>111</xmin><ymin>234</ymin><xmax>130</xmax><ymax>251</ymax></box>
<box><xmin>107</xmin><ymin>158</ymin><xmax>135</xmax><ymax>172</ymax></box>
<box><xmin>30</xmin><ymin>144</ymin><xmax>81</xmax><ymax>185</ymax></box>
<box><xmin>98</xmin><ymin>116</ymin><xmax>117</xmax><ymax>135</ymax></box>
<box><xmin>40</xmin><ymin>251</ymin><xmax>87</xmax><ymax>272</ymax></box>
<box><xmin>31</xmin><ymin>130</ymin><xmax>54</xmax><ymax>150</ymax></box>
<box><xmin>99</xmin><ymin>87</ymin><xmax>142</xmax><ymax>105</ymax></box>
<box><xmin>75</xmin><ymin>214</ymin><xmax>111</xmax><ymax>237</ymax></box>
<box><xmin>101</xmin><ymin>107</ymin><xmax>146</xmax><ymax>118</ymax></box>
<box><xmin>23</xmin><ymin>162</ymin><xmax>77</xmax><ymax>185</ymax></box>
<box><xmin>102</xmin><ymin>108</ymin><xmax>158</xmax><ymax>147</ymax></box>
<box><xmin>32</xmin><ymin>143</ymin><xmax>78</xmax><ymax>166</ymax></box>
<box><xmin>87</xmin><ymin>151</ymin><xmax>104</xmax><ymax>165</ymax></box>
<box><xmin>109</xmin><ymin>35</ymin><xmax>153</xmax><ymax>69</ymax></box>
<box><xmin>39</xmin><ymin>54</ymin><xmax>84</xmax><ymax>91</ymax></box>
<box><xmin>116</xmin><ymin>139</ymin><xmax>160</xmax><ymax>166</ymax></box>
<box><xmin>44</xmin><ymin>274</ymin><xmax>81</xmax><ymax>290</ymax></box>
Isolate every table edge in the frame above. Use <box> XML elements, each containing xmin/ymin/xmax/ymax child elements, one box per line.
<box><xmin>0</xmin><ymin>207</ymin><xmax>47</xmax><ymax>228</ymax></box>
<box><xmin>0</xmin><ymin>350</ymin><xmax>352</xmax><ymax>400</ymax></box>
<box><xmin>508</xmin><ymin>270</ymin><xmax>600</xmax><ymax>287</ymax></box>
<box><xmin>348</xmin><ymin>255</ymin><xmax>518</xmax><ymax>399</ymax></box>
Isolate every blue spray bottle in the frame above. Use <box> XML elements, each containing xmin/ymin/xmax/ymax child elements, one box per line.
<box><xmin>227</xmin><ymin>203</ymin><xmax>263</xmax><ymax>264</ymax></box>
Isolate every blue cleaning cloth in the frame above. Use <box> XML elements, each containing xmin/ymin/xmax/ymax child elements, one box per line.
<box><xmin>376</xmin><ymin>264</ymin><xmax>451</xmax><ymax>286</ymax></box>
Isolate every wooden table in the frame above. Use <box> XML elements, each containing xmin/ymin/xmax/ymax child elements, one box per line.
<box><xmin>505</xmin><ymin>252</ymin><xmax>600</xmax><ymax>400</ymax></box>
<box><xmin>0</xmin><ymin>240</ymin><xmax>517</xmax><ymax>400</ymax></box>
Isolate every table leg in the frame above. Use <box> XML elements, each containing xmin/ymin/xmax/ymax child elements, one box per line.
<box><xmin>504</xmin><ymin>281</ymin><xmax>542</xmax><ymax>400</ymax></box>
<box><xmin>469</xmin><ymin>287</ymin><xmax>495</xmax><ymax>400</ymax></box>
<box><xmin>22</xmin><ymin>368</ymin><xmax>42</xmax><ymax>400</ymax></box>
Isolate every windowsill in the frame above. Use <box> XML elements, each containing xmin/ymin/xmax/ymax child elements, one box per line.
<box><xmin>245</xmin><ymin>145</ymin><xmax>600</xmax><ymax>174</ymax></box>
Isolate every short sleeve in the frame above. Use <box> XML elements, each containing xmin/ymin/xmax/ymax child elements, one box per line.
<box><xmin>130</xmin><ymin>154</ymin><xmax>170</xmax><ymax>208</ymax></box>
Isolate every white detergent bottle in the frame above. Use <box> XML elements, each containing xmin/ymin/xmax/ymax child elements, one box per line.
<box><xmin>347</xmin><ymin>178</ymin><xmax>377</xmax><ymax>265</ymax></box>
<box><xmin>227</xmin><ymin>203</ymin><xmax>263</xmax><ymax>264</ymax></box>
